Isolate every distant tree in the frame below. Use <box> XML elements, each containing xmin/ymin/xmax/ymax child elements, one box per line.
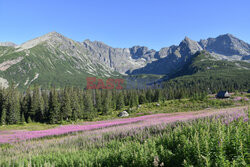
<box><xmin>129</xmin><ymin>92</ymin><xmax>139</xmax><ymax>107</ymax></box>
<box><xmin>110</xmin><ymin>90</ymin><xmax>117</xmax><ymax>110</ymax></box>
<box><xmin>116</xmin><ymin>92</ymin><xmax>124</xmax><ymax>110</ymax></box>
<box><xmin>133</xmin><ymin>92</ymin><xmax>139</xmax><ymax>106</ymax></box>
<box><xmin>154</xmin><ymin>89</ymin><xmax>162</xmax><ymax>102</ymax></box>
<box><xmin>139</xmin><ymin>92</ymin><xmax>147</xmax><ymax>104</ymax></box>
<box><xmin>102</xmin><ymin>90</ymin><xmax>111</xmax><ymax>115</ymax></box>
<box><xmin>0</xmin><ymin>108</ymin><xmax>6</xmax><ymax>125</ymax></box>
<box><xmin>146</xmin><ymin>89</ymin><xmax>153</xmax><ymax>102</ymax></box>
<box><xmin>95</xmin><ymin>90</ymin><xmax>102</xmax><ymax>114</ymax></box>
<box><xmin>27</xmin><ymin>116</ymin><xmax>32</xmax><ymax>123</ymax></box>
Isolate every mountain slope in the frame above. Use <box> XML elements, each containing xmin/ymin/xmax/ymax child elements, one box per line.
<box><xmin>161</xmin><ymin>51</ymin><xmax>250</xmax><ymax>93</ymax></box>
<box><xmin>82</xmin><ymin>40</ymin><xmax>159</xmax><ymax>74</ymax></box>
<box><xmin>128</xmin><ymin>37</ymin><xmax>203</xmax><ymax>75</ymax></box>
<box><xmin>0</xmin><ymin>32</ymin><xmax>119</xmax><ymax>89</ymax></box>
<box><xmin>0</xmin><ymin>32</ymin><xmax>249</xmax><ymax>89</ymax></box>
<box><xmin>82</xmin><ymin>37</ymin><xmax>203</xmax><ymax>75</ymax></box>
<box><xmin>82</xmin><ymin>34</ymin><xmax>250</xmax><ymax>75</ymax></box>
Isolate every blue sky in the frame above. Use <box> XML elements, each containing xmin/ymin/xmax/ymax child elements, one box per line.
<box><xmin>0</xmin><ymin>0</ymin><xmax>249</xmax><ymax>50</ymax></box>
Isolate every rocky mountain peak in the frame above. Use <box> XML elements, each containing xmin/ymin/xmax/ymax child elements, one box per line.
<box><xmin>179</xmin><ymin>36</ymin><xmax>202</xmax><ymax>54</ymax></box>
<box><xmin>199</xmin><ymin>33</ymin><xmax>250</xmax><ymax>56</ymax></box>
<box><xmin>18</xmin><ymin>31</ymin><xmax>75</xmax><ymax>50</ymax></box>
<box><xmin>183</xmin><ymin>36</ymin><xmax>191</xmax><ymax>41</ymax></box>
<box><xmin>130</xmin><ymin>46</ymin><xmax>149</xmax><ymax>55</ymax></box>
<box><xmin>216</xmin><ymin>33</ymin><xmax>237</xmax><ymax>43</ymax></box>
<box><xmin>43</xmin><ymin>31</ymin><xmax>68</xmax><ymax>40</ymax></box>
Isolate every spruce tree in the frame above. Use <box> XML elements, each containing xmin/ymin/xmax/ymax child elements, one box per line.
<box><xmin>41</xmin><ymin>91</ymin><xmax>49</xmax><ymax>122</ymax></box>
<box><xmin>139</xmin><ymin>92</ymin><xmax>147</xmax><ymax>104</ymax></box>
<box><xmin>132</xmin><ymin>92</ymin><xmax>139</xmax><ymax>107</ymax></box>
<box><xmin>84</xmin><ymin>91</ymin><xmax>95</xmax><ymax>119</ymax></box>
<box><xmin>30</xmin><ymin>86</ymin><xmax>40</xmax><ymax>121</ymax></box>
<box><xmin>77</xmin><ymin>89</ymin><xmax>85</xmax><ymax>119</ymax></box>
<box><xmin>154</xmin><ymin>89</ymin><xmax>162</xmax><ymax>102</ymax></box>
<box><xmin>21</xmin><ymin>88</ymin><xmax>31</xmax><ymax>122</ymax></box>
<box><xmin>61</xmin><ymin>88</ymin><xmax>72</xmax><ymax>121</ymax></box>
<box><xmin>71</xmin><ymin>91</ymin><xmax>80</xmax><ymax>121</ymax></box>
<box><xmin>146</xmin><ymin>89</ymin><xmax>153</xmax><ymax>102</ymax></box>
<box><xmin>36</xmin><ymin>94</ymin><xmax>45</xmax><ymax>122</ymax></box>
<box><xmin>6</xmin><ymin>88</ymin><xmax>20</xmax><ymax>124</ymax></box>
<box><xmin>20</xmin><ymin>112</ymin><xmax>26</xmax><ymax>124</ymax></box>
<box><xmin>48</xmin><ymin>88</ymin><xmax>60</xmax><ymax>124</ymax></box>
<box><xmin>116</xmin><ymin>92</ymin><xmax>124</xmax><ymax>110</ymax></box>
<box><xmin>27</xmin><ymin>116</ymin><xmax>32</xmax><ymax>123</ymax></box>
<box><xmin>95</xmin><ymin>90</ymin><xmax>102</xmax><ymax>114</ymax></box>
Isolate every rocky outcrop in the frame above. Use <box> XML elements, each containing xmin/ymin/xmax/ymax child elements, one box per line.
<box><xmin>118</xmin><ymin>111</ymin><xmax>129</xmax><ymax>117</ymax></box>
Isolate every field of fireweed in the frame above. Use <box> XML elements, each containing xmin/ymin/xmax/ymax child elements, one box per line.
<box><xmin>0</xmin><ymin>106</ymin><xmax>249</xmax><ymax>167</ymax></box>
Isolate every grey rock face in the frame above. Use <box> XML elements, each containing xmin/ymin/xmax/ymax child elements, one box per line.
<box><xmin>81</xmin><ymin>40</ymin><xmax>159</xmax><ymax>74</ymax></box>
<box><xmin>180</xmin><ymin>37</ymin><xmax>203</xmax><ymax>54</ymax></box>
<box><xmin>82</xmin><ymin>36</ymin><xmax>204</xmax><ymax>75</ymax></box>
<box><xmin>2</xmin><ymin>32</ymin><xmax>250</xmax><ymax>78</ymax></box>
<box><xmin>199</xmin><ymin>34</ymin><xmax>250</xmax><ymax>56</ymax></box>
<box><xmin>82</xmin><ymin>34</ymin><xmax>250</xmax><ymax>75</ymax></box>
<box><xmin>129</xmin><ymin>37</ymin><xmax>203</xmax><ymax>75</ymax></box>
<box><xmin>0</xmin><ymin>42</ymin><xmax>17</xmax><ymax>47</ymax></box>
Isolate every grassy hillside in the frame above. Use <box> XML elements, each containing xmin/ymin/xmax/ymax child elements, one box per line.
<box><xmin>0</xmin><ymin>45</ymin><xmax>120</xmax><ymax>90</ymax></box>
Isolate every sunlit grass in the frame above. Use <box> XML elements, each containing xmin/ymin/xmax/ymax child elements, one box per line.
<box><xmin>0</xmin><ymin>122</ymin><xmax>58</xmax><ymax>131</ymax></box>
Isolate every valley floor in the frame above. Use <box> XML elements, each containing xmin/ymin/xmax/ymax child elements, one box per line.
<box><xmin>0</xmin><ymin>97</ymin><xmax>249</xmax><ymax>166</ymax></box>
<box><xmin>0</xmin><ymin>105</ymin><xmax>248</xmax><ymax>143</ymax></box>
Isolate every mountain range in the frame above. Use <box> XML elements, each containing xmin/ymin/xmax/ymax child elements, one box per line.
<box><xmin>0</xmin><ymin>32</ymin><xmax>249</xmax><ymax>89</ymax></box>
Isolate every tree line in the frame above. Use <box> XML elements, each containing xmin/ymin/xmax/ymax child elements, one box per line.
<box><xmin>0</xmin><ymin>74</ymin><xmax>249</xmax><ymax>125</ymax></box>
<box><xmin>0</xmin><ymin>85</ymin><xmax>166</xmax><ymax>125</ymax></box>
